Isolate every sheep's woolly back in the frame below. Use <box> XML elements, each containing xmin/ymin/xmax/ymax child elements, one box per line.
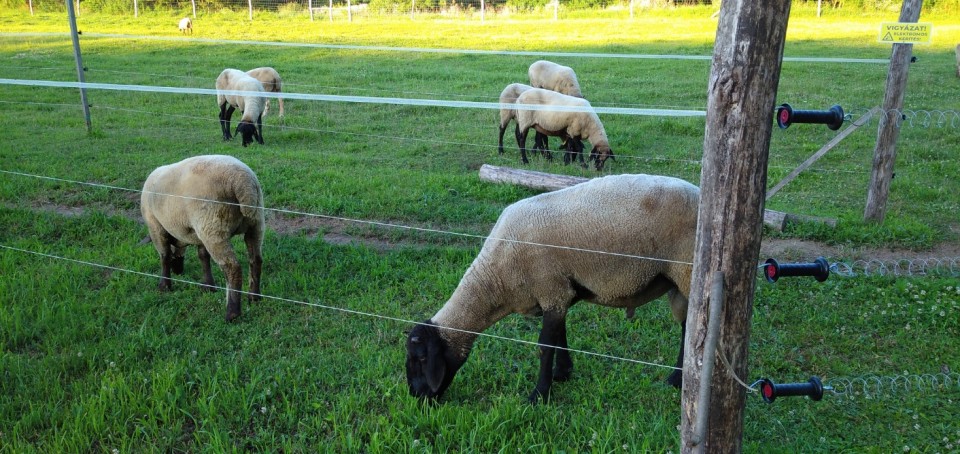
<box><xmin>528</xmin><ymin>60</ymin><xmax>583</xmax><ymax>98</ymax></box>
<box><xmin>178</xmin><ymin>17</ymin><xmax>192</xmax><ymax>31</ymax></box>
<box><xmin>216</xmin><ymin>68</ymin><xmax>267</xmax><ymax>122</ymax></box>
<box><xmin>498</xmin><ymin>83</ymin><xmax>534</xmax><ymax>127</ymax></box>
<box><xmin>432</xmin><ymin>174</ymin><xmax>698</xmax><ymax>350</ymax></box>
<box><xmin>514</xmin><ymin>88</ymin><xmax>607</xmax><ymax>146</ymax></box>
<box><xmin>246</xmin><ymin>67</ymin><xmax>282</xmax><ymax>93</ymax></box>
<box><xmin>141</xmin><ymin>155</ymin><xmax>264</xmax><ymax>244</ymax></box>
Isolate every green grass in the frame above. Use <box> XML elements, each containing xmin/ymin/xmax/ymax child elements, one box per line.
<box><xmin>2</xmin><ymin>6</ymin><xmax>960</xmax><ymax>452</ymax></box>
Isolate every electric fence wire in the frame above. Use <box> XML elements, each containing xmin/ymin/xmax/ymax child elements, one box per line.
<box><xmin>0</xmin><ymin>242</ymin><xmax>683</xmax><ymax>373</ymax></box>
<box><xmin>830</xmin><ymin>258</ymin><xmax>960</xmax><ymax>278</ymax></box>
<box><xmin>825</xmin><ymin>372</ymin><xmax>960</xmax><ymax>399</ymax></box>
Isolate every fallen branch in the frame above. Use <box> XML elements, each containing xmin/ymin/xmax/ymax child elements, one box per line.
<box><xmin>479</xmin><ymin>164</ymin><xmax>836</xmax><ymax>232</ymax></box>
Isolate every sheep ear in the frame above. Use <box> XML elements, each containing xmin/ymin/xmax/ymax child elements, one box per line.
<box><xmin>425</xmin><ymin>340</ymin><xmax>447</xmax><ymax>393</ymax></box>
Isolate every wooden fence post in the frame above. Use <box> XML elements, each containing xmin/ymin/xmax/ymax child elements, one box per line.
<box><xmin>863</xmin><ymin>0</ymin><xmax>923</xmax><ymax>223</ymax></box>
<box><xmin>679</xmin><ymin>0</ymin><xmax>792</xmax><ymax>451</ymax></box>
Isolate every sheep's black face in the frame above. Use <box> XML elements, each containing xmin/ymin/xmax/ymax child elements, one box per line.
<box><xmin>590</xmin><ymin>146</ymin><xmax>615</xmax><ymax>171</ymax></box>
<box><xmin>406</xmin><ymin>321</ymin><xmax>465</xmax><ymax>401</ymax></box>
<box><xmin>235</xmin><ymin>122</ymin><xmax>259</xmax><ymax>147</ymax></box>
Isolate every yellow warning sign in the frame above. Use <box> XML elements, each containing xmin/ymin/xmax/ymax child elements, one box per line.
<box><xmin>879</xmin><ymin>22</ymin><xmax>933</xmax><ymax>44</ymax></box>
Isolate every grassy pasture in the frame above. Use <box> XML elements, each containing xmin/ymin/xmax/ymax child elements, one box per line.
<box><xmin>2</xmin><ymin>6</ymin><xmax>960</xmax><ymax>452</ymax></box>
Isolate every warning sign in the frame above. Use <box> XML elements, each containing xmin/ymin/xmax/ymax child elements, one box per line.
<box><xmin>879</xmin><ymin>22</ymin><xmax>933</xmax><ymax>44</ymax></box>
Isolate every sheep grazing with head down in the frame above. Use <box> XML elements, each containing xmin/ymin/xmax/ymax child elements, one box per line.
<box><xmin>216</xmin><ymin>68</ymin><xmax>266</xmax><ymax>147</ymax></box>
<box><xmin>515</xmin><ymin>88</ymin><xmax>613</xmax><ymax>170</ymax></box>
<box><xmin>528</xmin><ymin>60</ymin><xmax>583</xmax><ymax>98</ymax></box>
<box><xmin>178</xmin><ymin>17</ymin><xmax>192</xmax><ymax>34</ymax></box>
<box><xmin>141</xmin><ymin>155</ymin><xmax>265</xmax><ymax>322</ymax></box>
<box><xmin>498</xmin><ymin>82</ymin><xmax>574</xmax><ymax>161</ymax></box>
<box><xmin>246</xmin><ymin>67</ymin><xmax>285</xmax><ymax>119</ymax></box>
<box><xmin>406</xmin><ymin>174</ymin><xmax>698</xmax><ymax>403</ymax></box>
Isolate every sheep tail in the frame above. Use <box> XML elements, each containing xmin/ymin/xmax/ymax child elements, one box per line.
<box><xmin>233</xmin><ymin>175</ymin><xmax>264</xmax><ymax>223</ymax></box>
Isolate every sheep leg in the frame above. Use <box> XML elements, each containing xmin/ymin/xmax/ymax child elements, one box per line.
<box><xmin>202</xmin><ymin>238</ymin><xmax>243</xmax><ymax>322</ymax></box>
<box><xmin>197</xmin><ymin>245</ymin><xmax>216</xmax><ymax>292</ymax></box>
<box><xmin>255</xmin><ymin>113</ymin><xmax>264</xmax><ymax>145</ymax></box>
<box><xmin>516</xmin><ymin>128</ymin><xmax>530</xmax><ymax>165</ymax></box>
<box><xmin>244</xmin><ymin>229</ymin><xmax>263</xmax><ymax>302</ymax></box>
<box><xmin>665</xmin><ymin>321</ymin><xmax>685</xmax><ymax>388</ymax></box>
<box><xmin>498</xmin><ymin>123</ymin><xmax>508</xmax><ymax>154</ymax></box>
<box><xmin>220</xmin><ymin>104</ymin><xmax>235</xmax><ymax>141</ymax></box>
<box><xmin>529</xmin><ymin>310</ymin><xmax>566</xmax><ymax>403</ymax></box>
<box><xmin>552</xmin><ymin>321</ymin><xmax>573</xmax><ymax>382</ymax></box>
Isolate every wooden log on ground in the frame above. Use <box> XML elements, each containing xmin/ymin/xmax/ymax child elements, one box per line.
<box><xmin>479</xmin><ymin>164</ymin><xmax>836</xmax><ymax>232</ymax></box>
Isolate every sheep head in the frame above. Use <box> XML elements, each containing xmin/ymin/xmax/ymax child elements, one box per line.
<box><xmin>235</xmin><ymin>121</ymin><xmax>262</xmax><ymax>147</ymax></box>
<box><xmin>406</xmin><ymin>321</ymin><xmax>467</xmax><ymax>401</ymax></box>
<box><xmin>589</xmin><ymin>145</ymin><xmax>615</xmax><ymax>171</ymax></box>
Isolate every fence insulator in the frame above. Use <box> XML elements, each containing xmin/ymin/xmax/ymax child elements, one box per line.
<box><xmin>776</xmin><ymin>103</ymin><xmax>845</xmax><ymax>130</ymax></box>
<box><xmin>763</xmin><ymin>256</ymin><xmax>830</xmax><ymax>283</ymax></box>
<box><xmin>759</xmin><ymin>376</ymin><xmax>824</xmax><ymax>403</ymax></box>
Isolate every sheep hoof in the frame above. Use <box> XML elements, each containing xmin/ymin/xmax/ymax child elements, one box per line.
<box><xmin>225</xmin><ymin>310</ymin><xmax>241</xmax><ymax>322</ymax></box>
<box><xmin>527</xmin><ymin>389</ymin><xmax>549</xmax><ymax>405</ymax></box>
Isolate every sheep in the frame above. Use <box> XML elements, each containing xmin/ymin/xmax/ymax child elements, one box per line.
<box><xmin>528</xmin><ymin>60</ymin><xmax>583</xmax><ymax>98</ymax></box>
<box><xmin>405</xmin><ymin>173</ymin><xmax>698</xmax><ymax>403</ymax></box>
<box><xmin>514</xmin><ymin>88</ymin><xmax>614</xmax><ymax>171</ymax></box>
<box><xmin>246</xmin><ymin>67</ymin><xmax>285</xmax><ymax>119</ymax></box>
<box><xmin>498</xmin><ymin>83</ymin><xmax>548</xmax><ymax>156</ymax></box>
<box><xmin>178</xmin><ymin>17</ymin><xmax>192</xmax><ymax>34</ymax></box>
<box><xmin>141</xmin><ymin>155</ymin><xmax>265</xmax><ymax>322</ymax></box>
<box><xmin>216</xmin><ymin>68</ymin><xmax>267</xmax><ymax>147</ymax></box>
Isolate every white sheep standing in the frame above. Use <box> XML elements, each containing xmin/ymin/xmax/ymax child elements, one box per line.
<box><xmin>406</xmin><ymin>174</ymin><xmax>698</xmax><ymax>403</ymax></box>
<box><xmin>141</xmin><ymin>155</ymin><xmax>265</xmax><ymax>322</ymax></box>
<box><xmin>514</xmin><ymin>88</ymin><xmax>614</xmax><ymax>170</ymax></box>
<box><xmin>528</xmin><ymin>60</ymin><xmax>583</xmax><ymax>98</ymax></box>
<box><xmin>497</xmin><ymin>83</ymin><xmax>545</xmax><ymax>156</ymax></box>
<box><xmin>178</xmin><ymin>17</ymin><xmax>192</xmax><ymax>34</ymax></box>
<box><xmin>216</xmin><ymin>68</ymin><xmax>267</xmax><ymax>147</ymax></box>
<box><xmin>246</xmin><ymin>67</ymin><xmax>285</xmax><ymax>119</ymax></box>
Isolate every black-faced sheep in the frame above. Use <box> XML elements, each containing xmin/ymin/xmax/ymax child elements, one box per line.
<box><xmin>178</xmin><ymin>17</ymin><xmax>192</xmax><ymax>34</ymax></box>
<box><xmin>216</xmin><ymin>68</ymin><xmax>266</xmax><ymax>147</ymax></box>
<box><xmin>141</xmin><ymin>155</ymin><xmax>265</xmax><ymax>322</ymax></box>
<box><xmin>246</xmin><ymin>67</ymin><xmax>284</xmax><ymax>119</ymax></box>
<box><xmin>406</xmin><ymin>174</ymin><xmax>697</xmax><ymax>403</ymax></box>
<box><xmin>498</xmin><ymin>83</ymin><xmax>576</xmax><ymax>163</ymax></box>
<box><xmin>514</xmin><ymin>88</ymin><xmax>614</xmax><ymax>170</ymax></box>
<box><xmin>528</xmin><ymin>60</ymin><xmax>583</xmax><ymax>98</ymax></box>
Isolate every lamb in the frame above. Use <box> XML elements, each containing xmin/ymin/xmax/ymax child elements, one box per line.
<box><xmin>406</xmin><ymin>173</ymin><xmax>698</xmax><ymax>403</ymax></box>
<box><xmin>528</xmin><ymin>60</ymin><xmax>583</xmax><ymax>98</ymax></box>
<box><xmin>216</xmin><ymin>68</ymin><xmax>267</xmax><ymax>147</ymax></box>
<box><xmin>246</xmin><ymin>67</ymin><xmax>285</xmax><ymax>119</ymax></box>
<box><xmin>141</xmin><ymin>155</ymin><xmax>265</xmax><ymax>322</ymax></box>
<box><xmin>178</xmin><ymin>17</ymin><xmax>192</xmax><ymax>34</ymax></box>
<box><xmin>514</xmin><ymin>88</ymin><xmax>614</xmax><ymax>170</ymax></box>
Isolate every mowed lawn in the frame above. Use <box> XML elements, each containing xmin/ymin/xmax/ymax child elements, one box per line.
<box><xmin>1</xmin><ymin>5</ymin><xmax>960</xmax><ymax>452</ymax></box>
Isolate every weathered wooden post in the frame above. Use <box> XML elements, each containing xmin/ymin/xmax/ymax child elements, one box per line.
<box><xmin>66</xmin><ymin>0</ymin><xmax>92</xmax><ymax>133</ymax></box>
<box><xmin>679</xmin><ymin>0</ymin><xmax>792</xmax><ymax>450</ymax></box>
<box><xmin>864</xmin><ymin>0</ymin><xmax>923</xmax><ymax>223</ymax></box>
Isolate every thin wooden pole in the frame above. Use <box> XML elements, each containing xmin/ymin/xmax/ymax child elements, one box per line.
<box><xmin>348</xmin><ymin>0</ymin><xmax>352</xmax><ymax>22</ymax></box>
<box><xmin>30</xmin><ymin>0</ymin><xmax>34</xmax><ymax>15</ymax></box>
<box><xmin>191</xmin><ymin>0</ymin><xmax>196</xmax><ymax>18</ymax></box>
<box><xmin>248</xmin><ymin>0</ymin><xmax>253</xmax><ymax>20</ymax></box>
<box><xmin>680</xmin><ymin>0</ymin><xmax>792</xmax><ymax>450</ymax></box>
<box><xmin>863</xmin><ymin>0</ymin><xmax>923</xmax><ymax>223</ymax></box>
<box><xmin>329</xmin><ymin>0</ymin><xmax>333</xmax><ymax>22</ymax></box>
<box><xmin>66</xmin><ymin>0</ymin><xmax>92</xmax><ymax>133</ymax></box>
<box><xmin>134</xmin><ymin>0</ymin><xmax>138</xmax><ymax>17</ymax></box>
<box><xmin>309</xmin><ymin>0</ymin><xmax>314</xmax><ymax>21</ymax></box>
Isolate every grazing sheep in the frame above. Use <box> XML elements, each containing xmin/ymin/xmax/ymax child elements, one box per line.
<box><xmin>246</xmin><ymin>67</ymin><xmax>285</xmax><ymax>119</ymax></box>
<box><xmin>498</xmin><ymin>83</ymin><xmax>543</xmax><ymax>155</ymax></box>
<box><xmin>216</xmin><ymin>69</ymin><xmax>267</xmax><ymax>147</ymax></box>
<box><xmin>406</xmin><ymin>174</ymin><xmax>698</xmax><ymax>403</ymax></box>
<box><xmin>528</xmin><ymin>60</ymin><xmax>583</xmax><ymax>98</ymax></box>
<box><xmin>515</xmin><ymin>88</ymin><xmax>614</xmax><ymax>170</ymax></box>
<box><xmin>141</xmin><ymin>155</ymin><xmax>265</xmax><ymax>322</ymax></box>
<box><xmin>178</xmin><ymin>17</ymin><xmax>192</xmax><ymax>34</ymax></box>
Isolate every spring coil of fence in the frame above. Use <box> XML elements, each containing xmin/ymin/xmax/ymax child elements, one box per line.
<box><xmin>829</xmin><ymin>257</ymin><xmax>960</xmax><ymax>278</ymax></box>
<box><xmin>872</xmin><ymin>109</ymin><xmax>960</xmax><ymax>129</ymax></box>
<box><xmin>826</xmin><ymin>372</ymin><xmax>959</xmax><ymax>399</ymax></box>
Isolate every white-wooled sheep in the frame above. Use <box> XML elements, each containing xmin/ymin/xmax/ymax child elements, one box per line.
<box><xmin>178</xmin><ymin>17</ymin><xmax>192</xmax><ymax>34</ymax></box>
<box><xmin>141</xmin><ymin>155</ymin><xmax>265</xmax><ymax>322</ymax></box>
<box><xmin>514</xmin><ymin>88</ymin><xmax>613</xmax><ymax>170</ymax></box>
<box><xmin>216</xmin><ymin>68</ymin><xmax>267</xmax><ymax>147</ymax></box>
<box><xmin>528</xmin><ymin>60</ymin><xmax>583</xmax><ymax>98</ymax></box>
<box><xmin>246</xmin><ymin>67</ymin><xmax>284</xmax><ymax>119</ymax></box>
<box><xmin>406</xmin><ymin>174</ymin><xmax>698</xmax><ymax>403</ymax></box>
<box><xmin>497</xmin><ymin>83</ymin><xmax>549</xmax><ymax>156</ymax></box>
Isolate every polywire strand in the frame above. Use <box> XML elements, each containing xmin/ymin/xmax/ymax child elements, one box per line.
<box><xmin>0</xmin><ymin>32</ymin><xmax>894</xmax><ymax>64</ymax></box>
<box><xmin>825</xmin><ymin>373</ymin><xmax>960</xmax><ymax>398</ymax></box>
<box><xmin>830</xmin><ymin>258</ymin><xmax>960</xmax><ymax>277</ymax></box>
<box><xmin>0</xmin><ymin>243</ymin><xmax>682</xmax><ymax>372</ymax></box>
<box><xmin>0</xmin><ymin>168</ymin><xmax>694</xmax><ymax>267</ymax></box>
